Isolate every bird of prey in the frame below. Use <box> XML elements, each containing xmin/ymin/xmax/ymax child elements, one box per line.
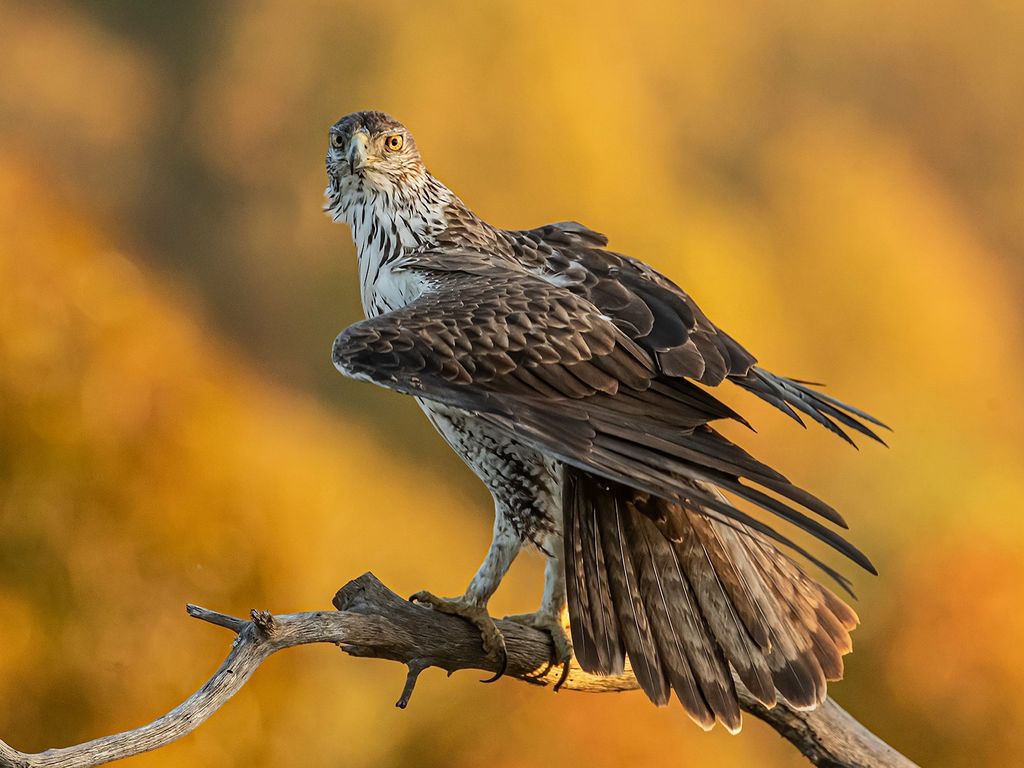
<box><xmin>325</xmin><ymin>110</ymin><xmax>886</xmax><ymax>732</ymax></box>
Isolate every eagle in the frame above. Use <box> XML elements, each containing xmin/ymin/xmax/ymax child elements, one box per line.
<box><xmin>324</xmin><ymin>111</ymin><xmax>885</xmax><ymax>732</ymax></box>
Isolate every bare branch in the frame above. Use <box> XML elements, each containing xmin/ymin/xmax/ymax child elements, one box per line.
<box><xmin>0</xmin><ymin>573</ymin><xmax>917</xmax><ymax>768</ymax></box>
<box><xmin>185</xmin><ymin>603</ymin><xmax>248</xmax><ymax>633</ymax></box>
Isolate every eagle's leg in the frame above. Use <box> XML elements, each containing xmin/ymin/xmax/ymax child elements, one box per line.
<box><xmin>503</xmin><ymin>541</ymin><xmax>573</xmax><ymax>689</ymax></box>
<box><xmin>409</xmin><ymin>512</ymin><xmax>521</xmax><ymax>681</ymax></box>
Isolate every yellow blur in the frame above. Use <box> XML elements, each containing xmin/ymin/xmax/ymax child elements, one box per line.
<box><xmin>1</xmin><ymin>3</ymin><xmax>1022</xmax><ymax>767</ymax></box>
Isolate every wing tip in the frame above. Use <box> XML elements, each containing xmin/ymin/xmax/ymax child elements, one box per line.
<box><xmin>734</xmin><ymin>368</ymin><xmax>891</xmax><ymax>447</ymax></box>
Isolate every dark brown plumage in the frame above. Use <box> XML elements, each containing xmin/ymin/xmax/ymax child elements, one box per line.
<box><xmin>326</xmin><ymin>111</ymin><xmax>886</xmax><ymax>731</ymax></box>
<box><xmin>335</xmin><ymin>267</ymin><xmax>876</xmax><ymax>582</ymax></box>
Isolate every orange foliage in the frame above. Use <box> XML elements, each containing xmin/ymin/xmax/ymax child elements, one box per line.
<box><xmin>1</xmin><ymin>3</ymin><xmax>1023</xmax><ymax>766</ymax></box>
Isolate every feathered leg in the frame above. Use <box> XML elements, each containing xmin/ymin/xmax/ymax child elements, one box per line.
<box><xmin>504</xmin><ymin>538</ymin><xmax>574</xmax><ymax>688</ymax></box>
<box><xmin>410</xmin><ymin>507</ymin><xmax>521</xmax><ymax>680</ymax></box>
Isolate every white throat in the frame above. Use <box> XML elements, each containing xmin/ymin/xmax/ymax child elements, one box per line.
<box><xmin>334</xmin><ymin>174</ymin><xmax>451</xmax><ymax>318</ymax></box>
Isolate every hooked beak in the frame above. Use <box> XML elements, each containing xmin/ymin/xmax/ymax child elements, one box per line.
<box><xmin>347</xmin><ymin>129</ymin><xmax>370</xmax><ymax>172</ymax></box>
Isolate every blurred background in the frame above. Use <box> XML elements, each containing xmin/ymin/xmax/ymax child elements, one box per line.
<box><xmin>1</xmin><ymin>2</ymin><xmax>1022</xmax><ymax>766</ymax></box>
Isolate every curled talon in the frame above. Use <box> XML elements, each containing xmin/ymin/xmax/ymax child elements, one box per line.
<box><xmin>553</xmin><ymin>659</ymin><xmax>571</xmax><ymax>692</ymax></box>
<box><xmin>480</xmin><ymin>647</ymin><xmax>508</xmax><ymax>683</ymax></box>
<box><xmin>503</xmin><ymin>610</ymin><xmax>573</xmax><ymax>691</ymax></box>
<box><xmin>407</xmin><ymin>589</ymin><xmax>508</xmax><ymax>681</ymax></box>
<box><xmin>524</xmin><ymin>656</ymin><xmax>555</xmax><ymax>683</ymax></box>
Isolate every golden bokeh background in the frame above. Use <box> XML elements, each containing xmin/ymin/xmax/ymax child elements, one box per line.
<box><xmin>2</xmin><ymin>2</ymin><xmax>1023</xmax><ymax>766</ymax></box>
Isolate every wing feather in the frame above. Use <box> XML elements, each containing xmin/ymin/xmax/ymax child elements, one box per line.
<box><xmin>333</xmin><ymin>268</ymin><xmax>873</xmax><ymax>582</ymax></box>
<box><xmin>506</xmin><ymin>227</ymin><xmax>887</xmax><ymax>441</ymax></box>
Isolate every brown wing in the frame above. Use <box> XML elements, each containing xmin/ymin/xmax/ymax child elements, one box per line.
<box><xmin>332</xmin><ymin>269</ymin><xmax>874</xmax><ymax>581</ymax></box>
<box><xmin>508</xmin><ymin>222</ymin><xmax>888</xmax><ymax>444</ymax></box>
<box><xmin>507</xmin><ymin>221</ymin><xmax>752</xmax><ymax>385</ymax></box>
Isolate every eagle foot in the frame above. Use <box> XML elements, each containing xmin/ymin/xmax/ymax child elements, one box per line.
<box><xmin>503</xmin><ymin>611</ymin><xmax>573</xmax><ymax>691</ymax></box>
<box><xmin>408</xmin><ymin>591</ymin><xmax>507</xmax><ymax>682</ymax></box>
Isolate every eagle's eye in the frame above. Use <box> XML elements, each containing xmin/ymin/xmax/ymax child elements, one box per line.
<box><xmin>330</xmin><ymin>133</ymin><xmax>344</xmax><ymax>149</ymax></box>
<box><xmin>384</xmin><ymin>134</ymin><xmax>404</xmax><ymax>152</ymax></box>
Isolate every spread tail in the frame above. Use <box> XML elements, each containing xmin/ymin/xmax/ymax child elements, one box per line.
<box><xmin>563</xmin><ymin>466</ymin><xmax>858</xmax><ymax>732</ymax></box>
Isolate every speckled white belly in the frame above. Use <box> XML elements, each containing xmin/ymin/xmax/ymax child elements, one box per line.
<box><xmin>417</xmin><ymin>398</ymin><xmax>563</xmax><ymax>547</ymax></box>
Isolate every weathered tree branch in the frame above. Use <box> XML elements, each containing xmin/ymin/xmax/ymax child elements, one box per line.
<box><xmin>0</xmin><ymin>573</ymin><xmax>917</xmax><ymax>768</ymax></box>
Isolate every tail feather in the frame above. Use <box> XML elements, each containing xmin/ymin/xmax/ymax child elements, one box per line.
<box><xmin>563</xmin><ymin>467</ymin><xmax>859</xmax><ymax>731</ymax></box>
<box><xmin>626</xmin><ymin>507</ymin><xmax>740</xmax><ymax>731</ymax></box>
<box><xmin>626</xmin><ymin>512</ymin><xmax>719</xmax><ymax>729</ymax></box>
<box><xmin>668</xmin><ymin>513</ymin><xmax>766</xmax><ymax>725</ymax></box>
<box><xmin>564</xmin><ymin>469</ymin><xmax>623</xmax><ymax>674</ymax></box>
<box><xmin>745</xmin><ymin>542</ymin><xmax>829</xmax><ymax>707</ymax></box>
<box><xmin>749</xmin><ymin>535</ymin><xmax>854</xmax><ymax>687</ymax></box>
<box><xmin>696</xmin><ymin>508</ymin><xmax>828</xmax><ymax>709</ymax></box>
<box><xmin>685</xmin><ymin>512</ymin><xmax>772</xmax><ymax>652</ymax></box>
<box><xmin>682</xmin><ymin>513</ymin><xmax>777</xmax><ymax>706</ymax></box>
<box><xmin>594</xmin><ymin>493</ymin><xmax>669</xmax><ymax>703</ymax></box>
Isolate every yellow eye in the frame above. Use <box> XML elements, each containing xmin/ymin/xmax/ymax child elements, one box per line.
<box><xmin>384</xmin><ymin>134</ymin><xmax>404</xmax><ymax>152</ymax></box>
<box><xmin>330</xmin><ymin>133</ymin><xmax>344</xmax><ymax>149</ymax></box>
